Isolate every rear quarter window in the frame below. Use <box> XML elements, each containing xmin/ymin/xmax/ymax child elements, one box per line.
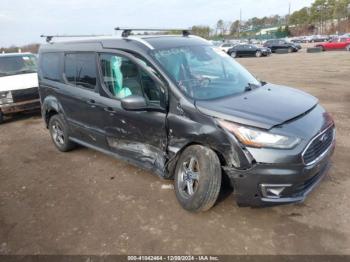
<box><xmin>64</xmin><ymin>53</ymin><xmax>97</xmax><ymax>90</ymax></box>
<box><xmin>40</xmin><ymin>53</ymin><xmax>62</xmax><ymax>82</ymax></box>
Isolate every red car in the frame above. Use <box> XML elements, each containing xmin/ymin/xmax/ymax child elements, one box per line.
<box><xmin>316</xmin><ymin>37</ymin><xmax>350</xmax><ymax>51</ymax></box>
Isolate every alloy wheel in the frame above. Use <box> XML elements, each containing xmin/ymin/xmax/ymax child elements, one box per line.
<box><xmin>51</xmin><ymin>121</ymin><xmax>65</xmax><ymax>146</ymax></box>
<box><xmin>178</xmin><ymin>157</ymin><xmax>200</xmax><ymax>199</ymax></box>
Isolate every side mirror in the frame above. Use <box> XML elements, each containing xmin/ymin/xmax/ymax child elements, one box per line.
<box><xmin>121</xmin><ymin>95</ymin><xmax>148</xmax><ymax>111</ymax></box>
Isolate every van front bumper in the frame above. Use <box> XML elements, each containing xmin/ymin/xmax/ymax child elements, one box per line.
<box><xmin>0</xmin><ymin>99</ymin><xmax>41</xmax><ymax>115</ymax></box>
<box><xmin>224</xmin><ymin>141</ymin><xmax>335</xmax><ymax>207</ymax></box>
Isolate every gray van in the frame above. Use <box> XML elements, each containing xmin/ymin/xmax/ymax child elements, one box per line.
<box><xmin>38</xmin><ymin>31</ymin><xmax>335</xmax><ymax>212</ymax></box>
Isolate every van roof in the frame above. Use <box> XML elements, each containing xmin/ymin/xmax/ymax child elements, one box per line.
<box><xmin>39</xmin><ymin>35</ymin><xmax>211</xmax><ymax>53</ymax></box>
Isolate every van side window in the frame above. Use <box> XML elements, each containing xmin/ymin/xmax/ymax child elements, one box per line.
<box><xmin>99</xmin><ymin>54</ymin><xmax>163</xmax><ymax>103</ymax></box>
<box><xmin>41</xmin><ymin>53</ymin><xmax>61</xmax><ymax>82</ymax></box>
<box><xmin>64</xmin><ymin>53</ymin><xmax>97</xmax><ymax>89</ymax></box>
<box><xmin>100</xmin><ymin>54</ymin><xmax>141</xmax><ymax>99</ymax></box>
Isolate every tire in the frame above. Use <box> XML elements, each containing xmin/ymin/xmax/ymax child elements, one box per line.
<box><xmin>255</xmin><ymin>51</ymin><xmax>262</xmax><ymax>57</ymax></box>
<box><xmin>174</xmin><ymin>145</ymin><xmax>222</xmax><ymax>212</ymax></box>
<box><xmin>0</xmin><ymin>111</ymin><xmax>3</xmax><ymax>124</ymax></box>
<box><xmin>288</xmin><ymin>47</ymin><xmax>293</xmax><ymax>53</ymax></box>
<box><xmin>317</xmin><ymin>45</ymin><xmax>325</xmax><ymax>51</ymax></box>
<box><xmin>48</xmin><ymin>114</ymin><xmax>75</xmax><ymax>152</ymax></box>
<box><xmin>230</xmin><ymin>51</ymin><xmax>236</xmax><ymax>58</ymax></box>
<box><xmin>346</xmin><ymin>45</ymin><xmax>350</xmax><ymax>51</ymax></box>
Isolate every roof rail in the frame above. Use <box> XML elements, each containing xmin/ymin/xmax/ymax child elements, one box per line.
<box><xmin>114</xmin><ymin>27</ymin><xmax>191</xmax><ymax>37</ymax></box>
<box><xmin>40</xmin><ymin>34</ymin><xmax>112</xmax><ymax>43</ymax></box>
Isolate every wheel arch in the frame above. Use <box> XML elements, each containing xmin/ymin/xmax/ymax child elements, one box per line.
<box><xmin>42</xmin><ymin>95</ymin><xmax>64</xmax><ymax>128</ymax></box>
<box><xmin>316</xmin><ymin>45</ymin><xmax>325</xmax><ymax>51</ymax></box>
<box><xmin>165</xmin><ymin>141</ymin><xmax>229</xmax><ymax>179</ymax></box>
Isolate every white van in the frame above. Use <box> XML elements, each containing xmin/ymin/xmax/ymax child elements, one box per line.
<box><xmin>0</xmin><ymin>52</ymin><xmax>40</xmax><ymax>123</ymax></box>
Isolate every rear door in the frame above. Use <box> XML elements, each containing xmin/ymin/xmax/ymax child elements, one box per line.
<box><xmin>327</xmin><ymin>38</ymin><xmax>339</xmax><ymax>49</ymax></box>
<box><xmin>338</xmin><ymin>38</ymin><xmax>349</xmax><ymax>49</ymax></box>
<box><xmin>94</xmin><ymin>51</ymin><xmax>168</xmax><ymax>171</ymax></box>
<box><xmin>246</xmin><ymin>45</ymin><xmax>255</xmax><ymax>56</ymax></box>
<box><xmin>270</xmin><ymin>40</ymin><xmax>278</xmax><ymax>51</ymax></box>
<box><xmin>60</xmin><ymin>52</ymin><xmax>107</xmax><ymax>147</ymax></box>
<box><xmin>235</xmin><ymin>45</ymin><xmax>244</xmax><ymax>56</ymax></box>
<box><xmin>278</xmin><ymin>40</ymin><xmax>288</xmax><ymax>50</ymax></box>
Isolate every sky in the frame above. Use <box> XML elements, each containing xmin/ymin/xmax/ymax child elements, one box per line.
<box><xmin>0</xmin><ymin>0</ymin><xmax>314</xmax><ymax>47</ymax></box>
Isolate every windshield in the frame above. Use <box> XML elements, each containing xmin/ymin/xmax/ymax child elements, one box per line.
<box><xmin>0</xmin><ymin>54</ymin><xmax>37</xmax><ymax>77</ymax></box>
<box><xmin>151</xmin><ymin>45</ymin><xmax>260</xmax><ymax>100</ymax></box>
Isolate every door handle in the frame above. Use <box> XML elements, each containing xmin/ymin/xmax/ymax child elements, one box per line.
<box><xmin>104</xmin><ymin>107</ymin><xmax>116</xmax><ymax>113</ymax></box>
<box><xmin>87</xmin><ymin>99</ymin><xmax>96</xmax><ymax>108</ymax></box>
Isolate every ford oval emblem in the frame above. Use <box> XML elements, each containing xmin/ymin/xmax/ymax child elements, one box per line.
<box><xmin>319</xmin><ymin>133</ymin><xmax>328</xmax><ymax>143</ymax></box>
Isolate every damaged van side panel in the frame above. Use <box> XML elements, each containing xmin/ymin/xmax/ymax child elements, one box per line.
<box><xmin>164</xmin><ymin>97</ymin><xmax>254</xmax><ymax>177</ymax></box>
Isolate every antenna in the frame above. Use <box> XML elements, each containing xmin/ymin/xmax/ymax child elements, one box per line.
<box><xmin>114</xmin><ymin>27</ymin><xmax>191</xmax><ymax>37</ymax></box>
<box><xmin>40</xmin><ymin>34</ymin><xmax>112</xmax><ymax>43</ymax></box>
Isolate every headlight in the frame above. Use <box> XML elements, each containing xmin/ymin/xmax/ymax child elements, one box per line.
<box><xmin>218</xmin><ymin>119</ymin><xmax>301</xmax><ymax>149</ymax></box>
<box><xmin>0</xmin><ymin>91</ymin><xmax>13</xmax><ymax>105</ymax></box>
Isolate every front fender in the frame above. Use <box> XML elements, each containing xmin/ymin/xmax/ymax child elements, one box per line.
<box><xmin>165</xmin><ymin>113</ymin><xmax>254</xmax><ymax>174</ymax></box>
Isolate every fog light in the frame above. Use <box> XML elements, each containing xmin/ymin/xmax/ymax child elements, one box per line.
<box><xmin>260</xmin><ymin>184</ymin><xmax>292</xmax><ymax>199</ymax></box>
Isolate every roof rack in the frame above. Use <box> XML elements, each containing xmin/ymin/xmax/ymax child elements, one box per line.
<box><xmin>40</xmin><ymin>34</ymin><xmax>112</xmax><ymax>43</ymax></box>
<box><xmin>114</xmin><ymin>27</ymin><xmax>191</xmax><ymax>37</ymax></box>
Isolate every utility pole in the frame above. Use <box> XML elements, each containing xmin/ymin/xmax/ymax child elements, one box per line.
<box><xmin>288</xmin><ymin>1</ymin><xmax>291</xmax><ymax>25</ymax></box>
<box><xmin>317</xmin><ymin>5</ymin><xmax>323</xmax><ymax>34</ymax></box>
<box><xmin>238</xmin><ymin>8</ymin><xmax>242</xmax><ymax>39</ymax></box>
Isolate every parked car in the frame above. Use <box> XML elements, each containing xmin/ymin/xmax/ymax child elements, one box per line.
<box><xmin>310</xmin><ymin>35</ymin><xmax>330</xmax><ymax>42</ymax></box>
<box><xmin>291</xmin><ymin>36</ymin><xmax>309</xmax><ymax>43</ymax></box>
<box><xmin>0</xmin><ymin>53</ymin><xmax>40</xmax><ymax>123</ymax></box>
<box><xmin>219</xmin><ymin>42</ymin><xmax>236</xmax><ymax>53</ymax></box>
<box><xmin>316</xmin><ymin>37</ymin><xmax>350</xmax><ymax>51</ymax></box>
<box><xmin>228</xmin><ymin>44</ymin><xmax>271</xmax><ymax>58</ymax></box>
<box><xmin>290</xmin><ymin>38</ymin><xmax>304</xmax><ymax>43</ymax></box>
<box><xmin>263</xmin><ymin>39</ymin><xmax>300</xmax><ymax>53</ymax></box>
<box><xmin>38</xmin><ymin>32</ymin><xmax>335</xmax><ymax>212</ymax></box>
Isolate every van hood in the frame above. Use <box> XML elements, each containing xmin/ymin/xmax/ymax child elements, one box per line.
<box><xmin>0</xmin><ymin>73</ymin><xmax>38</xmax><ymax>92</ymax></box>
<box><xmin>195</xmin><ymin>84</ymin><xmax>318</xmax><ymax>130</ymax></box>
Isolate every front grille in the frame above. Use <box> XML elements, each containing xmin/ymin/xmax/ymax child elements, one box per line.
<box><xmin>11</xmin><ymin>87</ymin><xmax>39</xmax><ymax>103</ymax></box>
<box><xmin>302</xmin><ymin>125</ymin><xmax>334</xmax><ymax>165</ymax></box>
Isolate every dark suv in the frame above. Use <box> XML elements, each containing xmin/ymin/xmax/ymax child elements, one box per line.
<box><xmin>38</xmin><ymin>32</ymin><xmax>335</xmax><ymax>212</ymax></box>
<box><xmin>263</xmin><ymin>39</ymin><xmax>301</xmax><ymax>53</ymax></box>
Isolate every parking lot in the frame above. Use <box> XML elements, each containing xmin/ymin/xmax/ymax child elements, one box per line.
<box><xmin>0</xmin><ymin>49</ymin><xmax>349</xmax><ymax>255</ymax></box>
